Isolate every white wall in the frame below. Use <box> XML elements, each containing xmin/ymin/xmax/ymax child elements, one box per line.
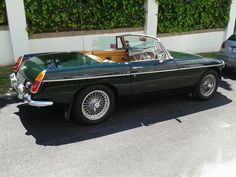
<box><xmin>29</xmin><ymin>31</ymin><xmax>144</xmax><ymax>53</ymax></box>
<box><xmin>0</xmin><ymin>30</ymin><xmax>14</xmax><ymax>65</ymax></box>
<box><xmin>144</xmin><ymin>0</ymin><xmax>158</xmax><ymax>37</ymax></box>
<box><xmin>160</xmin><ymin>30</ymin><xmax>225</xmax><ymax>53</ymax></box>
<box><xmin>5</xmin><ymin>0</ymin><xmax>29</xmax><ymax>61</ymax></box>
<box><xmin>0</xmin><ymin>29</ymin><xmax>227</xmax><ymax>66</ymax></box>
<box><xmin>225</xmin><ymin>0</ymin><xmax>236</xmax><ymax>39</ymax></box>
<box><xmin>1</xmin><ymin>0</ymin><xmax>236</xmax><ymax>65</ymax></box>
<box><xmin>29</xmin><ymin>36</ymin><xmax>84</xmax><ymax>53</ymax></box>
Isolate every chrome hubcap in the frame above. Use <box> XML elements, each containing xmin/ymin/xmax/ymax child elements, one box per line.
<box><xmin>82</xmin><ymin>90</ymin><xmax>110</xmax><ymax>120</ymax></box>
<box><xmin>200</xmin><ymin>74</ymin><xmax>216</xmax><ymax>97</ymax></box>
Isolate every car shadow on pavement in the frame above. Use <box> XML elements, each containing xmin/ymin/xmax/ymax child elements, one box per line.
<box><xmin>15</xmin><ymin>92</ymin><xmax>232</xmax><ymax>146</ymax></box>
<box><xmin>222</xmin><ymin>70</ymin><xmax>236</xmax><ymax>80</ymax></box>
<box><xmin>219</xmin><ymin>80</ymin><xmax>233</xmax><ymax>91</ymax></box>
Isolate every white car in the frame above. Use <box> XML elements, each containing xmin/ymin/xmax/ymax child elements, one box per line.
<box><xmin>219</xmin><ymin>33</ymin><xmax>236</xmax><ymax>70</ymax></box>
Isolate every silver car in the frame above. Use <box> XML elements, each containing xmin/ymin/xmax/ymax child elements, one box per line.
<box><xmin>219</xmin><ymin>33</ymin><xmax>236</xmax><ymax>70</ymax></box>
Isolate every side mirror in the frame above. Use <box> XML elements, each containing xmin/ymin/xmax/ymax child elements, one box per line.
<box><xmin>139</xmin><ymin>37</ymin><xmax>146</xmax><ymax>41</ymax></box>
<box><xmin>159</xmin><ymin>59</ymin><xmax>165</xmax><ymax>63</ymax></box>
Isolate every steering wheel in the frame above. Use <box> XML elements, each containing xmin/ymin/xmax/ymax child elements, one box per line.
<box><xmin>132</xmin><ymin>49</ymin><xmax>156</xmax><ymax>61</ymax></box>
<box><xmin>142</xmin><ymin>49</ymin><xmax>157</xmax><ymax>60</ymax></box>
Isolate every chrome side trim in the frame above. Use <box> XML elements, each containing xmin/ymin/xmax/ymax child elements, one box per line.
<box><xmin>42</xmin><ymin>63</ymin><xmax>223</xmax><ymax>83</ymax></box>
<box><xmin>178</xmin><ymin>64</ymin><xmax>224</xmax><ymax>71</ymax></box>
<box><xmin>221</xmin><ymin>60</ymin><xmax>225</xmax><ymax>68</ymax></box>
<box><xmin>122</xmin><ymin>34</ymin><xmax>161</xmax><ymax>42</ymax></box>
<box><xmin>43</xmin><ymin>73</ymin><xmax>131</xmax><ymax>83</ymax></box>
<box><xmin>132</xmin><ymin>68</ymin><xmax>179</xmax><ymax>75</ymax></box>
<box><xmin>132</xmin><ymin>66</ymin><xmax>143</xmax><ymax>69</ymax></box>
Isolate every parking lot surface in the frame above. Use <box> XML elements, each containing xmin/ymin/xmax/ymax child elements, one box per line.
<box><xmin>1</xmin><ymin>72</ymin><xmax>236</xmax><ymax>177</ymax></box>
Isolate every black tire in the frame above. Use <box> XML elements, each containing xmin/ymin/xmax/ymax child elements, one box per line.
<box><xmin>73</xmin><ymin>85</ymin><xmax>115</xmax><ymax>124</ymax></box>
<box><xmin>195</xmin><ymin>69</ymin><xmax>219</xmax><ymax>100</ymax></box>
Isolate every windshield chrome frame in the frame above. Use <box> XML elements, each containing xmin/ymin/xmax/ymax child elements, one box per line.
<box><xmin>121</xmin><ymin>34</ymin><xmax>173</xmax><ymax>60</ymax></box>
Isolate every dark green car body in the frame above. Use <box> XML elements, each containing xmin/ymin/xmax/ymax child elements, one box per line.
<box><xmin>15</xmin><ymin>35</ymin><xmax>224</xmax><ymax>110</ymax></box>
<box><xmin>10</xmin><ymin>34</ymin><xmax>224</xmax><ymax>124</ymax></box>
<box><xmin>17</xmin><ymin>49</ymin><xmax>224</xmax><ymax>105</ymax></box>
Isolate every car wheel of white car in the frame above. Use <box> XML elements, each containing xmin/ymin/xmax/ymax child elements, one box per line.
<box><xmin>73</xmin><ymin>85</ymin><xmax>115</xmax><ymax>124</ymax></box>
<box><xmin>195</xmin><ymin>70</ymin><xmax>219</xmax><ymax>100</ymax></box>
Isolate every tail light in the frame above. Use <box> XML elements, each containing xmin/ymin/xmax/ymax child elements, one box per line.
<box><xmin>13</xmin><ymin>56</ymin><xmax>23</xmax><ymax>72</ymax></box>
<box><xmin>31</xmin><ymin>70</ymin><xmax>46</xmax><ymax>94</ymax></box>
<box><xmin>221</xmin><ymin>42</ymin><xmax>225</xmax><ymax>49</ymax></box>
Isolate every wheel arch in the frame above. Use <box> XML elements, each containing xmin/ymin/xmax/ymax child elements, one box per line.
<box><xmin>197</xmin><ymin>67</ymin><xmax>221</xmax><ymax>85</ymax></box>
<box><xmin>209</xmin><ymin>67</ymin><xmax>221</xmax><ymax>79</ymax></box>
<box><xmin>72</xmin><ymin>83</ymin><xmax>118</xmax><ymax>105</ymax></box>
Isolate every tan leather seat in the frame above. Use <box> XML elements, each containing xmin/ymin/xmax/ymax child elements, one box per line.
<box><xmin>86</xmin><ymin>54</ymin><xmax>103</xmax><ymax>62</ymax></box>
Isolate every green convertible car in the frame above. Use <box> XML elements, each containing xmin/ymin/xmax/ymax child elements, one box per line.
<box><xmin>10</xmin><ymin>34</ymin><xmax>225</xmax><ymax>124</ymax></box>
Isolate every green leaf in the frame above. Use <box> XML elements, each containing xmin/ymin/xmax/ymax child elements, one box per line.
<box><xmin>22</xmin><ymin>0</ymin><xmax>145</xmax><ymax>34</ymax></box>
<box><xmin>157</xmin><ymin>0</ymin><xmax>232</xmax><ymax>33</ymax></box>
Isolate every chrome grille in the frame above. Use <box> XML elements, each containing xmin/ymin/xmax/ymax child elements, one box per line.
<box><xmin>17</xmin><ymin>72</ymin><xmax>26</xmax><ymax>85</ymax></box>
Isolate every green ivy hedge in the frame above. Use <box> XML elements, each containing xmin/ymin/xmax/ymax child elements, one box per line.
<box><xmin>157</xmin><ymin>0</ymin><xmax>232</xmax><ymax>33</ymax></box>
<box><xmin>0</xmin><ymin>0</ymin><xmax>7</xmax><ymax>25</ymax></box>
<box><xmin>1</xmin><ymin>0</ymin><xmax>232</xmax><ymax>34</ymax></box>
<box><xmin>24</xmin><ymin>0</ymin><xmax>145</xmax><ymax>34</ymax></box>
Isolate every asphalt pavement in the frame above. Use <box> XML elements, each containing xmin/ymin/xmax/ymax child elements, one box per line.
<box><xmin>1</xmin><ymin>72</ymin><xmax>236</xmax><ymax>177</ymax></box>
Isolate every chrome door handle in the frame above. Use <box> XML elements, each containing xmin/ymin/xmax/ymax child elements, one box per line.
<box><xmin>132</xmin><ymin>66</ymin><xmax>143</xmax><ymax>70</ymax></box>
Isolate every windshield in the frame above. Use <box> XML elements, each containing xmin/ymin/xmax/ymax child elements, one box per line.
<box><xmin>229</xmin><ymin>34</ymin><xmax>236</xmax><ymax>41</ymax></box>
<box><xmin>123</xmin><ymin>35</ymin><xmax>167</xmax><ymax>61</ymax></box>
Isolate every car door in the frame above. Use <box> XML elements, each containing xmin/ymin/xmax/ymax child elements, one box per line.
<box><xmin>130</xmin><ymin>59</ymin><xmax>179</xmax><ymax>95</ymax></box>
<box><xmin>123</xmin><ymin>35</ymin><xmax>179</xmax><ymax>95</ymax></box>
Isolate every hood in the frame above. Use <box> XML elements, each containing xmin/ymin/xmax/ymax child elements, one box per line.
<box><xmin>169</xmin><ymin>51</ymin><xmax>203</xmax><ymax>60</ymax></box>
<box><xmin>170</xmin><ymin>51</ymin><xmax>224</xmax><ymax>66</ymax></box>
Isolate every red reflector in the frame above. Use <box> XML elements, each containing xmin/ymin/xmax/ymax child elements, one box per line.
<box><xmin>31</xmin><ymin>80</ymin><xmax>41</xmax><ymax>93</ymax></box>
<box><xmin>31</xmin><ymin>70</ymin><xmax>46</xmax><ymax>94</ymax></box>
<box><xmin>13</xmin><ymin>56</ymin><xmax>23</xmax><ymax>72</ymax></box>
<box><xmin>221</xmin><ymin>42</ymin><xmax>225</xmax><ymax>49</ymax></box>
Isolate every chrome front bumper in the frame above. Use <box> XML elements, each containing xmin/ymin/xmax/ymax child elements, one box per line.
<box><xmin>219</xmin><ymin>53</ymin><xmax>236</xmax><ymax>68</ymax></box>
<box><xmin>10</xmin><ymin>73</ymin><xmax>53</xmax><ymax>107</ymax></box>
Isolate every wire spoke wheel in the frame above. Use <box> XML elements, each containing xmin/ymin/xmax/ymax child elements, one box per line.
<box><xmin>81</xmin><ymin>90</ymin><xmax>110</xmax><ymax>121</ymax></box>
<box><xmin>200</xmin><ymin>74</ymin><xmax>216</xmax><ymax>97</ymax></box>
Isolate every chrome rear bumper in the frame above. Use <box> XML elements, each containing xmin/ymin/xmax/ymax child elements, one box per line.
<box><xmin>23</xmin><ymin>93</ymin><xmax>53</xmax><ymax>107</ymax></box>
<box><xmin>10</xmin><ymin>73</ymin><xmax>53</xmax><ymax>107</ymax></box>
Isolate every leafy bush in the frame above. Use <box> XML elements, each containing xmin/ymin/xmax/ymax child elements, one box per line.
<box><xmin>1</xmin><ymin>0</ymin><xmax>232</xmax><ymax>34</ymax></box>
<box><xmin>157</xmin><ymin>0</ymin><xmax>232</xmax><ymax>33</ymax></box>
<box><xmin>0</xmin><ymin>0</ymin><xmax>7</xmax><ymax>25</ymax></box>
<box><xmin>24</xmin><ymin>0</ymin><xmax>145</xmax><ymax>34</ymax></box>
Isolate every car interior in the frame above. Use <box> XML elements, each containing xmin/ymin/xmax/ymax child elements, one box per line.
<box><xmin>81</xmin><ymin>49</ymin><xmax>129</xmax><ymax>63</ymax></box>
<box><xmin>80</xmin><ymin>35</ymin><xmax>168</xmax><ymax>63</ymax></box>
